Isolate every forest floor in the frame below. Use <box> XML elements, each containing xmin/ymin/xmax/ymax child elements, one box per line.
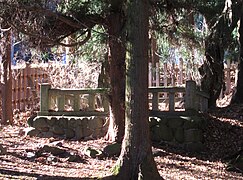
<box><xmin>0</xmin><ymin>104</ymin><xmax>243</xmax><ymax>179</ymax></box>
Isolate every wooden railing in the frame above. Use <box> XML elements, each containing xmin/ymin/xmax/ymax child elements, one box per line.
<box><xmin>149</xmin><ymin>80</ymin><xmax>209</xmax><ymax>113</ymax></box>
<box><xmin>38</xmin><ymin>84</ymin><xmax>109</xmax><ymax>116</ymax></box>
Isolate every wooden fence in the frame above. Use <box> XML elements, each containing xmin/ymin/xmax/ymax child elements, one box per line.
<box><xmin>149</xmin><ymin>59</ymin><xmax>238</xmax><ymax>96</ymax></box>
<box><xmin>0</xmin><ymin>59</ymin><xmax>237</xmax><ymax>117</ymax></box>
<box><xmin>148</xmin><ymin>59</ymin><xmax>201</xmax><ymax>87</ymax></box>
<box><xmin>0</xmin><ymin>64</ymin><xmax>48</xmax><ymax>114</ymax></box>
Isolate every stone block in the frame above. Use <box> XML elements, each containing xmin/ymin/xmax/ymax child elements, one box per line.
<box><xmin>81</xmin><ymin>117</ymin><xmax>89</xmax><ymax>127</ymax></box>
<box><xmin>184</xmin><ymin>129</ymin><xmax>203</xmax><ymax>142</ymax></box>
<box><xmin>33</xmin><ymin>117</ymin><xmax>48</xmax><ymax>130</ymax></box>
<box><xmin>48</xmin><ymin>117</ymin><xmax>57</xmax><ymax>126</ymax></box>
<box><xmin>103</xmin><ymin>143</ymin><xmax>121</xmax><ymax>157</ymax></box>
<box><xmin>26</xmin><ymin>128</ymin><xmax>41</xmax><ymax>137</ymax></box>
<box><xmin>75</xmin><ymin>126</ymin><xmax>83</xmax><ymax>140</ymax></box>
<box><xmin>68</xmin><ymin>118</ymin><xmax>77</xmax><ymax>129</ymax></box>
<box><xmin>92</xmin><ymin>129</ymin><xmax>100</xmax><ymax>138</ymax></box>
<box><xmin>159</xmin><ymin>117</ymin><xmax>168</xmax><ymax>124</ymax></box>
<box><xmin>167</xmin><ymin>117</ymin><xmax>183</xmax><ymax>128</ymax></box>
<box><xmin>59</xmin><ymin>117</ymin><xmax>68</xmax><ymax>128</ymax></box>
<box><xmin>27</xmin><ymin>114</ymin><xmax>37</xmax><ymax>127</ymax></box>
<box><xmin>52</xmin><ymin>125</ymin><xmax>65</xmax><ymax>135</ymax></box>
<box><xmin>174</xmin><ymin>128</ymin><xmax>184</xmax><ymax>143</ymax></box>
<box><xmin>183</xmin><ymin>116</ymin><xmax>204</xmax><ymax>130</ymax></box>
<box><xmin>40</xmin><ymin>127</ymin><xmax>50</xmax><ymax>132</ymax></box>
<box><xmin>95</xmin><ymin>117</ymin><xmax>105</xmax><ymax>128</ymax></box>
<box><xmin>76</xmin><ymin>119</ymin><xmax>82</xmax><ymax>126</ymax></box>
<box><xmin>149</xmin><ymin>117</ymin><xmax>158</xmax><ymax>128</ymax></box>
<box><xmin>184</xmin><ymin>142</ymin><xmax>204</xmax><ymax>152</ymax></box>
<box><xmin>65</xmin><ymin>128</ymin><xmax>75</xmax><ymax>139</ymax></box>
<box><xmin>151</xmin><ymin>124</ymin><xmax>173</xmax><ymax>142</ymax></box>
<box><xmin>82</xmin><ymin>126</ymin><xmax>93</xmax><ymax>137</ymax></box>
<box><xmin>87</xmin><ymin>118</ymin><xmax>97</xmax><ymax>130</ymax></box>
<box><xmin>42</xmin><ymin>131</ymin><xmax>54</xmax><ymax>138</ymax></box>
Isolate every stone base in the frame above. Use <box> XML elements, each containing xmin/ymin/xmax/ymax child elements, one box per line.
<box><xmin>28</xmin><ymin>116</ymin><xmax>108</xmax><ymax>140</ymax></box>
<box><xmin>149</xmin><ymin>114</ymin><xmax>206</xmax><ymax>152</ymax></box>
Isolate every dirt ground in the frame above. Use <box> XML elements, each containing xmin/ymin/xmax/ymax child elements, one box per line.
<box><xmin>0</xmin><ymin>105</ymin><xmax>243</xmax><ymax>179</ymax></box>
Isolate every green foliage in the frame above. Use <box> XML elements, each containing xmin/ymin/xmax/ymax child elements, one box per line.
<box><xmin>73</xmin><ymin>25</ymin><xmax>108</xmax><ymax>63</ymax></box>
<box><xmin>111</xmin><ymin>162</ymin><xmax>121</xmax><ymax>175</ymax></box>
<box><xmin>57</xmin><ymin>0</ymin><xmax>108</xmax><ymax>15</ymax></box>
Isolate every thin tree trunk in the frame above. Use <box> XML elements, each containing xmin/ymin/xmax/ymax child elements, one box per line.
<box><xmin>105</xmin><ymin>8</ymin><xmax>126</xmax><ymax>143</ymax></box>
<box><xmin>231</xmin><ymin>8</ymin><xmax>243</xmax><ymax>104</ymax></box>
<box><xmin>1</xmin><ymin>27</ymin><xmax>13</xmax><ymax>125</ymax></box>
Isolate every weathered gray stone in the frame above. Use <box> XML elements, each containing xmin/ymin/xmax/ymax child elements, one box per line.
<box><xmin>42</xmin><ymin>131</ymin><xmax>54</xmax><ymax>138</ymax></box>
<box><xmin>84</xmin><ymin>147</ymin><xmax>102</xmax><ymax>158</ymax></box>
<box><xmin>40</xmin><ymin>127</ymin><xmax>50</xmax><ymax>132</ymax></box>
<box><xmin>52</xmin><ymin>125</ymin><xmax>65</xmax><ymax>135</ymax></box>
<box><xmin>184</xmin><ymin>142</ymin><xmax>204</xmax><ymax>152</ymax></box>
<box><xmin>68</xmin><ymin>118</ymin><xmax>77</xmax><ymax>129</ymax></box>
<box><xmin>59</xmin><ymin>117</ymin><xmax>68</xmax><ymax>128</ymax></box>
<box><xmin>174</xmin><ymin>128</ymin><xmax>184</xmax><ymax>143</ymax></box>
<box><xmin>68</xmin><ymin>154</ymin><xmax>83</xmax><ymax>162</ymax></box>
<box><xmin>151</xmin><ymin>124</ymin><xmax>173</xmax><ymax>142</ymax></box>
<box><xmin>95</xmin><ymin>117</ymin><xmax>105</xmax><ymax>128</ymax></box>
<box><xmin>184</xmin><ymin>129</ymin><xmax>203</xmax><ymax>142</ymax></box>
<box><xmin>92</xmin><ymin>128</ymin><xmax>104</xmax><ymax>138</ymax></box>
<box><xmin>183</xmin><ymin>116</ymin><xmax>204</xmax><ymax>129</ymax></box>
<box><xmin>41</xmin><ymin>145</ymin><xmax>66</xmax><ymax>156</ymax></box>
<box><xmin>75</xmin><ymin>126</ymin><xmax>83</xmax><ymax>140</ymax></box>
<box><xmin>87</xmin><ymin>119</ymin><xmax>97</xmax><ymax>130</ymax></box>
<box><xmin>47</xmin><ymin>117</ymin><xmax>57</xmax><ymax>126</ymax></box>
<box><xmin>103</xmin><ymin>143</ymin><xmax>121</xmax><ymax>157</ymax></box>
<box><xmin>167</xmin><ymin>117</ymin><xmax>184</xmax><ymax>128</ymax></box>
<box><xmin>0</xmin><ymin>144</ymin><xmax>7</xmax><ymax>155</ymax></box>
<box><xmin>27</xmin><ymin>114</ymin><xmax>37</xmax><ymax>127</ymax></box>
<box><xmin>76</xmin><ymin>119</ymin><xmax>82</xmax><ymax>126</ymax></box>
<box><xmin>65</xmin><ymin>128</ymin><xmax>75</xmax><ymax>139</ymax></box>
<box><xmin>26</xmin><ymin>128</ymin><xmax>41</xmax><ymax>137</ymax></box>
<box><xmin>82</xmin><ymin>126</ymin><xmax>93</xmax><ymax>137</ymax></box>
<box><xmin>159</xmin><ymin>117</ymin><xmax>168</xmax><ymax>124</ymax></box>
<box><xmin>185</xmin><ymin>109</ymin><xmax>199</xmax><ymax>116</ymax></box>
<box><xmin>32</xmin><ymin>117</ymin><xmax>48</xmax><ymax>130</ymax></box>
<box><xmin>149</xmin><ymin>117</ymin><xmax>160</xmax><ymax>128</ymax></box>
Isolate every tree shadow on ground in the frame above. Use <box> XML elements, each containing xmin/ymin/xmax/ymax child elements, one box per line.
<box><xmin>0</xmin><ymin>168</ymin><xmax>94</xmax><ymax>180</ymax></box>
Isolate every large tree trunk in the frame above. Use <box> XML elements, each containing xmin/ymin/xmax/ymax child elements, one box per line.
<box><xmin>1</xmin><ymin>27</ymin><xmax>13</xmax><ymax>125</ymax></box>
<box><xmin>110</xmin><ymin>0</ymin><xmax>162</xmax><ymax>179</ymax></box>
<box><xmin>200</xmin><ymin>37</ymin><xmax>224</xmax><ymax>108</ymax></box>
<box><xmin>200</xmin><ymin>1</ymin><xmax>242</xmax><ymax>108</ymax></box>
<box><xmin>105</xmin><ymin>5</ymin><xmax>126</xmax><ymax>143</ymax></box>
<box><xmin>231</xmin><ymin>7</ymin><xmax>243</xmax><ymax>104</ymax></box>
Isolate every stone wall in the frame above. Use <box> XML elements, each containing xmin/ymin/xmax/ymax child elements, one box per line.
<box><xmin>149</xmin><ymin>114</ymin><xmax>206</xmax><ymax>152</ymax></box>
<box><xmin>27</xmin><ymin>113</ymin><xmax>206</xmax><ymax>152</ymax></box>
<box><xmin>27</xmin><ymin>116</ymin><xmax>108</xmax><ymax>140</ymax></box>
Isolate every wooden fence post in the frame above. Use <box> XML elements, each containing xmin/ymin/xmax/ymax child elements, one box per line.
<box><xmin>40</xmin><ymin>83</ymin><xmax>51</xmax><ymax>115</ymax></box>
<box><xmin>155</xmin><ymin>62</ymin><xmax>160</xmax><ymax>86</ymax></box>
<box><xmin>185</xmin><ymin>80</ymin><xmax>197</xmax><ymax>111</ymax></box>
<box><xmin>148</xmin><ymin>62</ymin><xmax>152</xmax><ymax>87</ymax></box>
